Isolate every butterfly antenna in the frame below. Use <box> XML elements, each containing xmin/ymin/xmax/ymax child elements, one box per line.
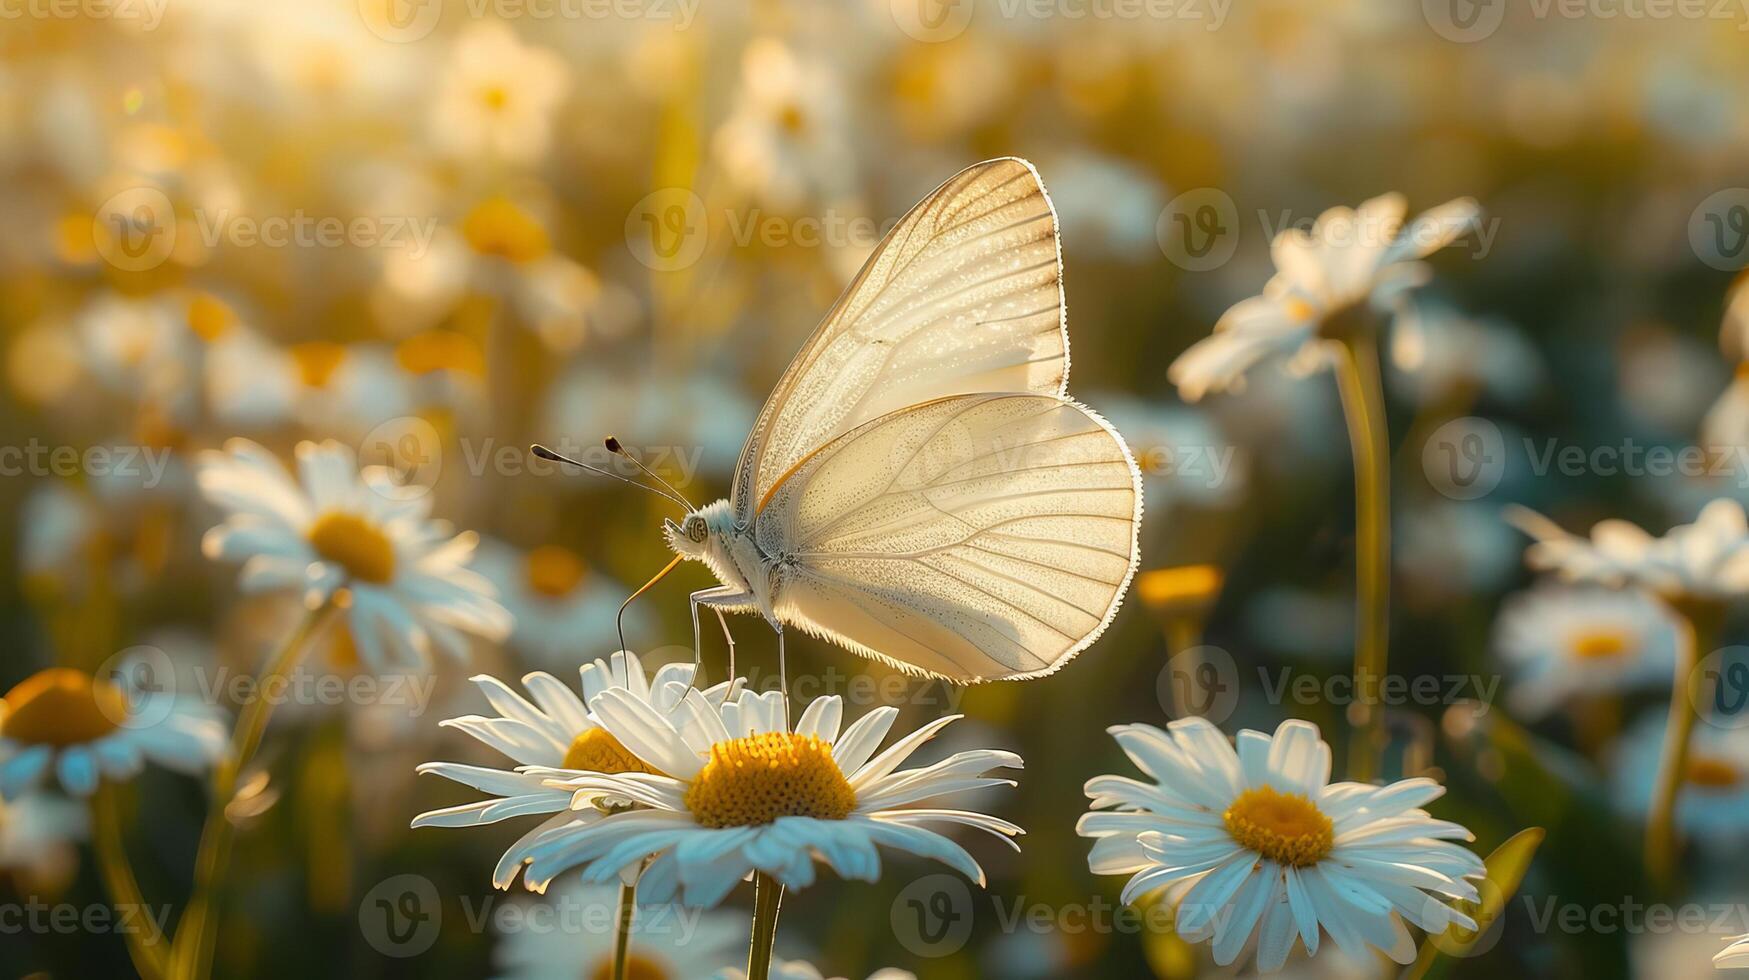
<box><xmin>616</xmin><ymin>554</ymin><xmax>684</xmax><ymax>652</ymax></box>
<box><xmin>605</xmin><ymin>437</ymin><xmax>697</xmax><ymax>510</ymax></box>
<box><xmin>530</xmin><ymin>444</ymin><xmax>690</xmax><ymax>511</ymax></box>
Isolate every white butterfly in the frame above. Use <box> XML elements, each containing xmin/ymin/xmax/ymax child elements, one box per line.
<box><xmin>553</xmin><ymin>159</ymin><xmax>1143</xmax><ymax>683</ymax></box>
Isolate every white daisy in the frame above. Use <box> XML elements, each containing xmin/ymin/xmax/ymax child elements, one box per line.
<box><xmin>471</xmin><ymin>539</ymin><xmax>646</xmax><ymax>671</ymax></box>
<box><xmin>521</xmin><ymin>689</ymin><xmax>1024</xmax><ymax>907</ymax></box>
<box><xmin>1078</xmin><ymin>717</ymin><xmax>1484</xmax><ymax>973</ymax></box>
<box><xmin>714</xmin><ymin>961</ymin><xmax>915</xmax><ymax>980</ymax></box>
<box><xmin>198</xmin><ymin>438</ymin><xmax>513</xmax><ymax>670</ymax></box>
<box><xmin>1169</xmin><ymin>194</ymin><xmax>1480</xmax><ymax>402</ymax></box>
<box><xmin>411</xmin><ymin>651</ymin><xmax>739</xmax><ymax>890</ymax></box>
<box><xmin>1506</xmin><ymin>498</ymin><xmax>1749</xmax><ymax>603</ymax></box>
<box><xmin>1388</xmin><ymin>301</ymin><xmax>1542</xmax><ymax>407</ymax></box>
<box><xmin>1493</xmin><ymin>584</ymin><xmax>1681</xmax><ymax>719</ymax></box>
<box><xmin>1612</xmin><ymin>713</ymin><xmax>1749</xmax><ymax>843</ymax></box>
<box><xmin>1720</xmin><ymin>933</ymin><xmax>1749</xmax><ymax>969</ymax></box>
<box><xmin>712</xmin><ymin>38</ymin><xmax>856</xmax><ymax>211</ymax></box>
<box><xmin>0</xmin><ymin>791</ymin><xmax>88</xmax><ymax>889</ymax></box>
<box><xmin>493</xmin><ymin>880</ymin><xmax>744</xmax><ymax>980</ymax></box>
<box><xmin>428</xmin><ymin>23</ymin><xmax>569</xmax><ymax>165</ymax></box>
<box><xmin>0</xmin><ymin>665</ymin><xmax>225</xmax><ymax>799</ymax></box>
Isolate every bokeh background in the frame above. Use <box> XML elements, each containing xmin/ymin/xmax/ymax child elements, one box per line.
<box><xmin>3</xmin><ymin>0</ymin><xmax>1749</xmax><ymax>977</ymax></box>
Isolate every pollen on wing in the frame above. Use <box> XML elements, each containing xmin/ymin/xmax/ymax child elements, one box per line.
<box><xmin>683</xmin><ymin>732</ymin><xmax>857</xmax><ymax>828</ymax></box>
<box><xmin>1222</xmin><ymin>784</ymin><xmax>1334</xmax><ymax>868</ymax></box>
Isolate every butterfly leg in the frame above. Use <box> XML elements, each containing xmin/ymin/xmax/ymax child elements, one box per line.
<box><xmin>775</xmin><ymin>625</ymin><xmax>788</xmax><ymax>726</ymax></box>
<box><xmin>714</xmin><ymin>608</ymin><xmax>736</xmax><ymax>681</ymax></box>
<box><xmin>692</xmin><ymin>586</ymin><xmax>752</xmax><ymax>687</ymax></box>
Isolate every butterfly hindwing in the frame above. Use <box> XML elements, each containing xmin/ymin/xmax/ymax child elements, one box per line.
<box><xmin>754</xmin><ymin>393</ymin><xmax>1141</xmax><ymax>682</ymax></box>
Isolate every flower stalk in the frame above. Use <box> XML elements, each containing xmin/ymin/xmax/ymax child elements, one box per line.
<box><xmin>745</xmin><ymin>871</ymin><xmax>784</xmax><ymax>980</ymax></box>
<box><xmin>93</xmin><ymin>784</ymin><xmax>169</xmax><ymax>980</ymax></box>
<box><xmin>1332</xmin><ymin>333</ymin><xmax>1392</xmax><ymax>782</ymax></box>
<box><xmin>611</xmin><ymin>876</ymin><xmax>637</xmax><ymax>980</ymax></box>
<box><xmin>172</xmin><ymin>599</ymin><xmax>338</xmax><ymax>980</ymax></box>
<box><xmin>1645</xmin><ymin>599</ymin><xmax>1723</xmax><ymax>886</ymax></box>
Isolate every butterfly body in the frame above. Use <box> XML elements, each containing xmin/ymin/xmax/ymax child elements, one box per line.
<box><xmin>656</xmin><ymin>158</ymin><xmax>1142</xmax><ymax>683</ymax></box>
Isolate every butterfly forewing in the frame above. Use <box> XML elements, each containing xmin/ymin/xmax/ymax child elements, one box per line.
<box><xmin>731</xmin><ymin>158</ymin><xmax>1069</xmax><ymax>525</ymax></box>
<box><xmin>756</xmin><ymin>393</ymin><xmax>1141</xmax><ymax>682</ymax></box>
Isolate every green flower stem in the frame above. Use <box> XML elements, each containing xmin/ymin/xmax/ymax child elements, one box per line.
<box><xmin>1333</xmin><ymin>334</ymin><xmax>1392</xmax><ymax>783</ymax></box>
<box><xmin>1645</xmin><ymin>600</ymin><xmax>1722</xmax><ymax>887</ymax></box>
<box><xmin>746</xmin><ymin>871</ymin><xmax>784</xmax><ymax>980</ymax></box>
<box><xmin>172</xmin><ymin>599</ymin><xmax>338</xmax><ymax>980</ymax></box>
<box><xmin>612</xmin><ymin>876</ymin><xmax>637</xmax><ymax>980</ymax></box>
<box><xmin>93</xmin><ymin>784</ymin><xmax>170</xmax><ymax>980</ymax></box>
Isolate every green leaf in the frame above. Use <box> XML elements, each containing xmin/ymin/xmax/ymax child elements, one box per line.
<box><xmin>1404</xmin><ymin>826</ymin><xmax>1545</xmax><ymax>980</ymax></box>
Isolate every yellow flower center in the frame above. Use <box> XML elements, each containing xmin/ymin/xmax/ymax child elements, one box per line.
<box><xmin>683</xmin><ymin>732</ymin><xmax>856</xmax><ymax>829</ymax></box>
<box><xmin>1687</xmin><ymin>755</ymin><xmax>1740</xmax><ymax>789</ymax></box>
<box><xmin>1136</xmin><ymin>565</ymin><xmax>1224</xmax><ymax>614</ymax></box>
<box><xmin>395</xmin><ymin>330</ymin><xmax>485</xmax><ymax>377</ymax></box>
<box><xmin>307</xmin><ymin>512</ymin><xmax>396</xmax><ymax>584</ymax></box>
<box><xmin>186</xmin><ymin>292</ymin><xmax>235</xmax><ymax>343</ymax></box>
<box><xmin>479</xmin><ymin>85</ymin><xmax>510</xmax><ymax>111</ymax></box>
<box><xmin>588</xmin><ymin>953</ymin><xmax>668</xmax><ymax>980</ymax></box>
<box><xmin>778</xmin><ymin>103</ymin><xmax>807</xmax><ymax>134</ymax></box>
<box><xmin>460</xmin><ymin>197</ymin><xmax>550</xmax><ymax>264</ymax></box>
<box><xmin>1</xmin><ymin>668</ymin><xmax>128</xmax><ymax>747</ymax></box>
<box><xmin>291</xmin><ymin>340</ymin><xmax>347</xmax><ymax>389</ymax></box>
<box><xmin>563</xmin><ymin>728</ymin><xmax>657</xmax><ymax>776</ymax></box>
<box><xmin>525</xmin><ymin>545</ymin><xmax>587</xmax><ymax>598</ymax></box>
<box><xmin>1568</xmin><ymin>628</ymin><xmax>1630</xmax><ymax>661</ymax></box>
<box><xmin>1222</xmin><ymin>785</ymin><xmax>1334</xmax><ymax>867</ymax></box>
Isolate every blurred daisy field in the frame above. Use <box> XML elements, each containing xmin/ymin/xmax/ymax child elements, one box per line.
<box><xmin>5</xmin><ymin>1</ymin><xmax>1749</xmax><ymax>979</ymax></box>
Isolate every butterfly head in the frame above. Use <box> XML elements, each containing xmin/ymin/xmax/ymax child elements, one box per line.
<box><xmin>663</xmin><ymin>499</ymin><xmax>734</xmax><ymax>560</ymax></box>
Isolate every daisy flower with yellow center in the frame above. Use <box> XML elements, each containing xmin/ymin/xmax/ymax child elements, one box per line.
<box><xmin>493</xmin><ymin>880</ymin><xmax>745</xmax><ymax>980</ymax></box>
<box><xmin>714</xmin><ymin>962</ymin><xmax>916</xmax><ymax>980</ymax></box>
<box><xmin>521</xmin><ymin>688</ymin><xmax>1023</xmax><ymax>908</ymax></box>
<box><xmin>1506</xmin><ymin>498</ymin><xmax>1749</xmax><ymax>603</ymax></box>
<box><xmin>412</xmin><ymin>651</ymin><xmax>741</xmax><ymax>890</ymax></box>
<box><xmin>1612</xmin><ymin>712</ymin><xmax>1749</xmax><ymax>844</ymax></box>
<box><xmin>1493</xmin><ymin>584</ymin><xmax>1681</xmax><ymax>719</ymax></box>
<box><xmin>428</xmin><ymin>23</ymin><xmax>569</xmax><ymax>165</ymax></box>
<box><xmin>0</xmin><ymin>663</ymin><xmax>224</xmax><ymax>799</ymax></box>
<box><xmin>198</xmin><ymin>438</ymin><xmax>512</xmax><ymax>670</ymax></box>
<box><xmin>1078</xmin><ymin>717</ymin><xmax>1484</xmax><ymax>973</ymax></box>
<box><xmin>1168</xmin><ymin>194</ymin><xmax>1480</xmax><ymax>402</ymax></box>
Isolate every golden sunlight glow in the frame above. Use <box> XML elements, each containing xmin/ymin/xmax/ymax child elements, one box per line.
<box><xmin>684</xmin><ymin>732</ymin><xmax>856</xmax><ymax>828</ymax></box>
<box><xmin>1</xmin><ymin>668</ymin><xmax>128</xmax><ymax>747</ymax></box>
<box><xmin>395</xmin><ymin>330</ymin><xmax>485</xmax><ymax>377</ymax></box>
<box><xmin>1223</xmin><ymin>785</ymin><xmax>1334</xmax><ymax>867</ymax></box>
<box><xmin>307</xmin><ymin>512</ymin><xmax>396</xmax><ymax>584</ymax></box>
<box><xmin>186</xmin><ymin>292</ymin><xmax>236</xmax><ymax>343</ymax></box>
